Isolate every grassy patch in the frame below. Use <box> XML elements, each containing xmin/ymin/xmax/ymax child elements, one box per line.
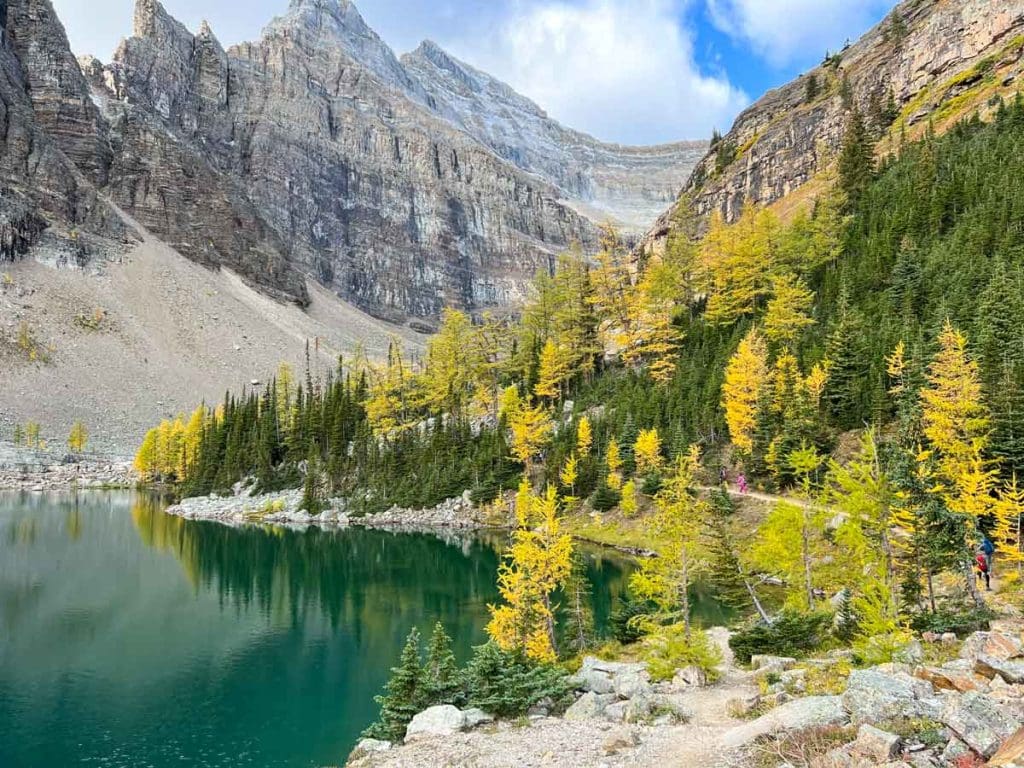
<box><xmin>748</xmin><ymin>725</ymin><xmax>857</xmax><ymax>768</ymax></box>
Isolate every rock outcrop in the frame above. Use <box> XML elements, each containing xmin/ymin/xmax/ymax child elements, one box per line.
<box><xmin>642</xmin><ymin>0</ymin><xmax>1024</xmax><ymax>253</ymax></box>
<box><xmin>0</xmin><ymin>0</ymin><xmax>126</xmax><ymax>256</ymax></box>
<box><xmin>2</xmin><ymin>0</ymin><xmax>704</xmax><ymax>324</ymax></box>
<box><xmin>402</xmin><ymin>41</ymin><xmax>707</xmax><ymax>234</ymax></box>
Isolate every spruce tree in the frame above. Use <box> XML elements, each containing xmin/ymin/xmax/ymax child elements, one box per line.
<box><xmin>838</xmin><ymin>109</ymin><xmax>874</xmax><ymax>209</ymax></box>
<box><xmin>363</xmin><ymin>628</ymin><xmax>424</xmax><ymax>742</ymax></box>
<box><xmin>421</xmin><ymin>623</ymin><xmax>464</xmax><ymax>707</ymax></box>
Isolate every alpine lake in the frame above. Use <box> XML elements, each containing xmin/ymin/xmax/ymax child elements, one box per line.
<box><xmin>0</xmin><ymin>490</ymin><xmax>733</xmax><ymax>767</ymax></box>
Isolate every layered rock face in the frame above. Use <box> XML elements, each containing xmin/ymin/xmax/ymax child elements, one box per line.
<box><xmin>2</xmin><ymin>0</ymin><xmax>703</xmax><ymax>321</ymax></box>
<box><xmin>402</xmin><ymin>41</ymin><xmax>707</xmax><ymax>234</ymax></box>
<box><xmin>100</xmin><ymin>0</ymin><xmax>623</xmax><ymax>319</ymax></box>
<box><xmin>643</xmin><ymin>0</ymin><xmax>1024</xmax><ymax>250</ymax></box>
<box><xmin>0</xmin><ymin>0</ymin><xmax>124</xmax><ymax>259</ymax></box>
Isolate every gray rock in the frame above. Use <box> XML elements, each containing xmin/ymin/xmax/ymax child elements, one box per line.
<box><xmin>353</xmin><ymin>738</ymin><xmax>392</xmax><ymax>754</ymax></box>
<box><xmin>940</xmin><ymin>691</ymin><xmax>1024</xmax><ymax>758</ymax></box>
<box><xmin>959</xmin><ymin>632</ymin><xmax>1023</xmax><ymax>663</ymax></box>
<box><xmin>404</xmin><ymin>705</ymin><xmax>466</xmax><ymax>741</ymax></box>
<box><xmin>851</xmin><ymin>724</ymin><xmax>902</xmax><ymax>763</ymax></box>
<box><xmin>461</xmin><ymin>708</ymin><xmax>493</xmax><ymax>729</ymax></box>
<box><xmin>672</xmin><ymin>665</ymin><xmax>707</xmax><ymax>689</ymax></box>
<box><xmin>722</xmin><ymin>695</ymin><xmax>848</xmax><ymax>749</ymax></box>
<box><xmin>894</xmin><ymin>640</ymin><xmax>925</xmax><ymax>665</ymax></box>
<box><xmin>976</xmin><ymin>655</ymin><xmax>1024</xmax><ymax>684</ymax></box>
<box><xmin>601</xmin><ymin>727</ymin><xmax>640</xmax><ymax>756</ymax></box>
<box><xmin>750</xmin><ymin>654</ymin><xmax>797</xmax><ymax>672</ymax></box>
<box><xmin>613</xmin><ymin>669</ymin><xmax>652</xmax><ymax>700</ymax></box>
<box><xmin>564</xmin><ymin>692</ymin><xmax>613</xmax><ymax>721</ymax></box>
<box><xmin>842</xmin><ymin>668</ymin><xmax>941</xmax><ymax>725</ymax></box>
<box><xmin>940</xmin><ymin>737</ymin><xmax>971</xmax><ymax>765</ymax></box>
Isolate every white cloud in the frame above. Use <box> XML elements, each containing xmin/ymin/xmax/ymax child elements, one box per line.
<box><xmin>448</xmin><ymin>0</ymin><xmax>749</xmax><ymax>144</ymax></box>
<box><xmin>706</xmin><ymin>0</ymin><xmax>893</xmax><ymax>68</ymax></box>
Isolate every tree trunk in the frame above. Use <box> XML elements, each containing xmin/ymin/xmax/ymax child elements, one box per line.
<box><xmin>681</xmin><ymin>548</ymin><xmax>691</xmax><ymax>640</ymax></box>
<box><xmin>745</xmin><ymin>579</ymin><xmax>772</xmax><ymax>624</ymax></box>
<box><xmin>803</xmin><ymin>512</ymin><xmax>815</xmax><ymax>611</ymax></box>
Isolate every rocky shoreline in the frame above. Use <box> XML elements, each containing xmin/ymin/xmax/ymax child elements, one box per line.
<box><xmin>166</xmin><ymin>487</ymin><xmax>496</xmax><ymax>531</ymax></box>
<box><xmin>0</xmin><ymin>454</ymin><xmax>135</xmax><ymax>492</ymax></box>
<box><xmin>346</xmin><ymin>626</ymin><xmax>1024</xmax><ymax>768</ymax></box>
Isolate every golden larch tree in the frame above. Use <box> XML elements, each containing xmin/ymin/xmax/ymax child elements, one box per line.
<box><xmin>722</xmin><ymin>327</ymin><xmax>769</xmax><ymax>454</ymax></box>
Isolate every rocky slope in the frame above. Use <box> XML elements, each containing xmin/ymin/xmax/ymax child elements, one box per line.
<box><xmin>2</xmin><ymin>0</ymin><xmax>705</xmax><ymax>325</ymax></box>
<box><xmin>642</xmin><ymin>0</ymin><xmax>1024</xmax><ymax>252</ymax></box>
<box><xmin>402</xmin><ymin>41</ymin><xmax>707</xmax><ymax>234</ymax></box>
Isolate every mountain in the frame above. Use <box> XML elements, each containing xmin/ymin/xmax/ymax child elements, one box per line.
<box><xmin>1</xmin><ymin>0</ymin><xmax>706</xmax><ymax>326</ymax></box>
<box><xmin>401</xmin><ymin>40</ymin><xmax>707</xmax><ymax>233</ymax></box>
<box><xmin>642</xmin><ymin>0</ymin><xmax>1024</xmax><ymax>252</ymax></box>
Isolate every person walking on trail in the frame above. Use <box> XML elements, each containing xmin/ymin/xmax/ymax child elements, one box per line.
<box><xmin>976</xmin><ymin>550</ymin><xmax>992</xmax><ymax>591</ymax></box>
<box><xmin>737</xmin><ymin>473</ymin><xmax>748</xmax><ymax>495</ymax></box>
<box><xmin>981</xmin><ymin>535</ymin><xmax>995</xmax><ymax>579</ymax></box>
<box><xmin>719</xmin><ymin>466</ymin><xmax>728</xmax><ymax>488</ymax></box>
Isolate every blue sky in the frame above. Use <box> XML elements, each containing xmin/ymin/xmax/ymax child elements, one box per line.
<box><xmin>53</xmin><ymin>0</ymin><xmax>895</xmax><ymax>144</ymax></box>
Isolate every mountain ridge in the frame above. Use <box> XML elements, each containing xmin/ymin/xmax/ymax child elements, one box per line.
<box><xmin>641</xmin><ymin>0</ymin><xmax>1024</xmax><ymax>254</ymax></box>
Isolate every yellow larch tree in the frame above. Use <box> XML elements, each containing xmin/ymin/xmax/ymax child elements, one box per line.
<box><xmin>722</xmin><ymin>327</ymin><xmax>769</xmax><ymax>454</ymax></box>
<box><xmin>560</xmin><ymin>454</ymin><xmax>579</xmax><ymax>502</ymax></box>
<box><xmin>486</xmin><ymin>482</ymin><xmax>573</xmax><ymax>662</ymax></box>
<box><xmin>629</xmin><ymin>446</ymin><xmax>707</xmax><ymax>637</ymax></box>
<box><xmin>68</xmin><ymin>421</ymin><xmax>88</xmax><ymax>453</ymax></box>
<box><xmin>363</xmin><ymin>338</ymin><xmax>423</xmax><ymax>435</ymax></box>
<box><xmin>763</xmin><ymin>273</ymin><xmax>816</xmax><ymax>345</ymax></box>
<box><xmin>994</xmin><ymin>477</ymin><xmax>1024</xmax><ymax>581</ymax></box>
<box><xmin>422</xmin><ymin>308</ymin><xmax>475</xmax><ymax>418</ymax></box>
<box><xmin>919</xmin><ymin>321</ymin><xmax>996</xmax><ymax>604</ymax></box>
<box><xmin>620</xmin><ymin>272</ymin><xmax>679</xmax><ymax>384</ymax></box>
<box><xmin>534</xmin><ymin>337</ymin><xmax>572</xmax><ymax>401</ymax></box>
<box><xmin>700</xmin><ymin>207</ymin><xmax>780</xmax><ymax>326</ymax></box>
<box><xmin>509</xmin><ymin>401</ymin><xmax>554</xmax><ymax>471</ymax></box>
<box><xmin>577</xmin><ymin>415</ymin><xmax>593</xmax><ymax>457</ymax></box>
<box><xmin>605</xmin><ymin>439</ymin><xmax>623</xmax><ymax>490</ymax></box>
<box><xmin>634</xmin><ymin>428</ymin><xmax>663</xmax><ymax>477</ymax></box>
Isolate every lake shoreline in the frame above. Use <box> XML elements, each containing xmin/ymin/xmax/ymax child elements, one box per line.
<box><xmin>165</xmin><ymin>488</ymin><xmax>497</xmax><ymax>531</ymax></box>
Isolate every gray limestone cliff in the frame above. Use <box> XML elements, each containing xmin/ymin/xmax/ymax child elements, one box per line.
<box><xmin>642</xmin><ymin>0</ymin><xmax>1024</xmax><ymax>254</ymax></box>
<box><xmin>1</xmin><ymin>0</ymin><xmax>705</xmax><ymax>321</ymax></box>
<box><xmin>402</xmin><ymin>40</ymin><xmax>707</xmax><ymax>235</ymax></box>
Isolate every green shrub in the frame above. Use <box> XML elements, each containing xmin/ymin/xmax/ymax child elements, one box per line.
<box><xmin>609</xmin><ymin>594</ymin><xmax>653</xmax><ymax>645</ymax></box>
<box><xmin>729</xmin><ymin>611</ymin><xmax>832</xmax><ymax>664</ymax></box>
<box><xmin>463</xmin><ymin>641</ymin><xmax>571</xmax><ymax>718</ymax></box>
<box><xmin>909</xmin><ymin>607</ymin><xmax>993</xmax><ymax>636</ymax></box>
<box><xmin>640</xmin><ymin>624</ymin><xmax>722</xmax><ymax>682</ymax></box>
<box><xmin>590</xmin><ymin>483</ymin><xmax>621</xmax><ymax>512</ymax></box>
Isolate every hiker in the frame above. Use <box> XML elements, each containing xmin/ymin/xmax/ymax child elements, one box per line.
<box><xmin>976</xmin><ymin>551</ymin><xmax>992</xmax><ymax>591</ymax></box>
<box><xmin>737</xmin><ymin>473</ymin><xmax>748</xmax><ymax>494</ymax></box>
<box><xmin>719</xmin><ymin>466</ymin><xmax>728</xmax><ymax>487</ymax></box>
<box><xmin>981</xmin><ymin>535</ymin><xmax>995</xmax><ymax>576</ymax></box>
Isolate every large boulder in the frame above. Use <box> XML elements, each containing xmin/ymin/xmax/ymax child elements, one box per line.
<box><xmin>404</xmin><ymin>705</ymin><xmax>466</xmax><ymax>741</ymax></box>
<box><xmin>960</xmin><ymin>632</ymin><xmax>1023</xmax><ymax>663</ymax></box>
<box><xmin>990</xmin><ymin>725</ymin><xmax>1024</xmax><ymax>767</ymax></box>
<box><xmin>851</xmin><ymin>724</ymin><xmax>902</xmax><ymax>763</ymax></box>
<box><xmin>915</xmin><ymin>666</ymin><xmax>984</xmax><ymax>693</ymax></box>
<box><xmin>722</xmin><ymin>695</ymin><xmax>848</xmax><ymax>749</ymax></box>
<box><xmin>461</xmin><ymin>708</ymin><xmax>494</xmax><ymax>729</ymax></box>
<box><xmin>571</xmin><ymin>657</ymin><xmax>648</xmax><ymax>696</ymax></box>
<box><xmin>976</xmin><ymin>655</ymin><xmax>1024</xmax><ymax>684</ymax></box>
<box><xmin>564</xmin><ymin>691</ymin><xmax>616</xmax><ymax>721</ymax></box>
<box><xmin>842</xmin><ymin>668</ymin><xmax>941</xmax><ymax>724</ymax></box>
<box><xmin>940</xmin><ymin>691</ymin><xmax>1024</xmax><ymax>758</ymax></box>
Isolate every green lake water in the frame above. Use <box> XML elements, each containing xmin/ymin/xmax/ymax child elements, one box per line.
<box><xmin>0</xmin><ymin>491</ymin><xmax>731</xmax><ymax>767</ymax></box>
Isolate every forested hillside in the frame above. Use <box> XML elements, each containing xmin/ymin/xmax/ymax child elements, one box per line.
<box><xmin>137</xmin><ymin>97</ymin><xmax>1024</xmax><ymax>504</ymax></box>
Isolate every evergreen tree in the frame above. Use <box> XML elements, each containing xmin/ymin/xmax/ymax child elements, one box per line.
<box><xmin>421</xmin><ymin>622</ymin><xmax>464</xmax><ymax>707</ymax></box>
<box><xmin>838</xmin><ymin>109</ymin><xmax>875</xmax><ymax>209</ymax></box>
<box><xmin>363</xmin><ymin>628</ymin><xmax>424</xmax><ymax>742</ymax></box>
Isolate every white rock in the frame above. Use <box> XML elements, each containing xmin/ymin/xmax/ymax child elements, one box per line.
<box><xmin>404</xmin><ymin>705</ymin><xmax>466</xmax><ymax>741</ymax></box>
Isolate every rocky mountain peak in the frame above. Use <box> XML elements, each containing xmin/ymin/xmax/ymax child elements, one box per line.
<box><xmin>133</xmin><ymin>0</ymin><xmax>189</xmax><ymax>43</ymax></box>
